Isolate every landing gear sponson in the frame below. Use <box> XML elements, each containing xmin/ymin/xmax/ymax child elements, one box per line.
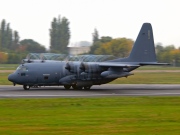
<box><xmin>23</xmin><ymin>84</ymin><xmax>91</xmax><ymax>90</ymax></box>
<box><xmin>64</xmin><ymin>85</ymin><xmax>91</xmax><ymax>90</ymax></box>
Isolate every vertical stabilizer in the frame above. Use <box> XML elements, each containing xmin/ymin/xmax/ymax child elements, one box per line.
<box><xmin>128</xmin><ymin>23</ymin><xmax>156</xmax><ymax>62</ymax></box>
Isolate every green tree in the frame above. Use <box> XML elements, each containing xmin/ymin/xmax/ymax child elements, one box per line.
<box><xmin>59</xmin><ymin>17</ymin><xmax>70</xmax><ymax>53</ymax></box>
<box><xmin>89</xmin><ymin>40</ymin><xmax>101</xmax><ymax>54</ymax></box>
<box><xmin>50</xmin><ymin>15</ymin><xmax>70</xmax><ymax>53</ymax></box>
<box><xmin>156</xmin><ymin>45</ymin><xmax>177</xmax><ymax>65</ymax></box>
<box><xmin>155</xmin><ymin>43</ymin><xmax>164</xmax><ymax>53</ymax></box>
<box><xmin>0</xmin><ymin>19</ymin><xmax>20</xmax><ymax>51</ymax></box>
<box><xmin>12</xmin><ymin>31</ymin><xmax>20</xmax><ymax>50</ymax></box>
<box><xmin>7</xmin><ymin>53</ymin><xmax>21</xmax><ymax>64</ymax></box>
<box><xmin>100</xmin><ymin>36</ymin><xmax>112</xmax><ymax>43</ymax></box>
<box><xmin>0</xmin><ymin>19</ymin><xmax>6</xmax><ymax>49</ymax></box>
<box><xmin>19</xmin><ymin>39</ymin><xmax>46</xmax><ymax>53</ymax></box>
<box><xmin>94</xmin><ymin>38</ymin><xmax>133</xmax><ymax>57</ymax></box>
<box><xmin>0</xmin><ymin>30</ymin><xmax>1</xmax><ymax>50</ymax></box>
<box><xmin>170</xmin><ymin>49</ymin><xmax>180</xmax><ymax>66</ymax></box>
<box><xmin>50</xmin><ymin>18</ymin><xmax>58</xmax><ymax>51</ymax></box>
<box><xmin>92</xmin><ymin>28</ymin><xmax>99</xmax><ymax>43</ymax></box>
<box><xmin>5</xmin><ymin>23</ymin><xmax>13</xmax><ymax>49</ymax></box>
<box><xmin>0</xmin><ymin>52</ymin><xmax>8</xmax><ymax>63</ymax></box>
<box><xmin>164</xmin><ymin>45</ymin><xmax>175</xmax><ymax>52</ymax></box>
<box><xmin>90</xmin><ymin>35</ymin><xmax>113</xmax><ymax>54</ymax></box>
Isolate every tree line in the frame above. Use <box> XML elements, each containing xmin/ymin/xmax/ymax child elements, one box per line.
<box><xmin>89</xmin><ymin>29</ymin><xmax>180</xmax><ymax>66</ymax></box>
<box><xmin>0</xmin><ymin>16</ymin><xmax>70</xmax><ymax>63</ymax></box>
<box><xmin>1</xmin><ymin>17</ymin><xmax>180</xmax><ymax>66</ymax></box>
<box><xmin>0</xmin><ymin>19</ymin><xmax>20</xmax><ymax>51</ymax></box>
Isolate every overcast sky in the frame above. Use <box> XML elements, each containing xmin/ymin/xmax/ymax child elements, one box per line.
<box><xmin>0</xmin><ymin>0</ymin><xmax>180</xmax><ymax>49</ymax></box>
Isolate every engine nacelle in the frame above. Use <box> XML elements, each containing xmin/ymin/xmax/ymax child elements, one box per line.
<box><xmin>79</xmin><ymin>62</ymin><xmax>102</xmax><ymax>73</ymax></box>
<box><xmin>65</xmin><ymin>62</ymin><xmax>83</xmax><ymax>73</ymax></box>
<box><xmin>65</xmin><ymin>62</ymin><xmax>103</xmax><ymax>73</ymax></box>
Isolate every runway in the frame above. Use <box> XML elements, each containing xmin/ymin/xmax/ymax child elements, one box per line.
<box><xmin>1</xmin><ymin>84</ymin><xmax>180</xmax><ymax>98</ymax></box>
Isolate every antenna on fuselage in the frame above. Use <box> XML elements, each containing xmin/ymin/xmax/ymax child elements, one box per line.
<box><xmin>21</xmin><ymin>54</ymin><xmax>33</xmax><ymax>64</ymax></box>
<box><xmin>40</xmin><ymin>54</ymin><xmax>45</xmax><ymax>62</ymax></box>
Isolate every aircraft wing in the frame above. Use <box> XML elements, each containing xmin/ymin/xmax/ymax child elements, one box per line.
<box><xmin>99</xmin><ymin>62</ymin><xmax>140</xmax><ymax>67</ymax></box>
<box><xmin>139</xmin><ymin>62</ymin><xmax>170</xmax><ymax>66</ymax></box>
<box><xmin>99</xmin><ymin>62</ymin><xmax>169</xmax><ymax>68</ymax></box>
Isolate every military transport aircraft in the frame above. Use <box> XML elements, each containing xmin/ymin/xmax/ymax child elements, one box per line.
<box><xmin>8</xmin><ymin>23</ymin><xmax>169</xmax><ymax>90</ymax></box>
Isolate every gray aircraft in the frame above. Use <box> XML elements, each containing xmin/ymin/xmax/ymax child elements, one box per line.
<box><xmin>8</xmin><ymin>23</ymin><xmax>169</xmax><ymax>90</ymax></box>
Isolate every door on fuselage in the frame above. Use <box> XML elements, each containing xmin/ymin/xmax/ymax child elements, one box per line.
<box><xmin>26</xmin><ymin>70</ymin><xmax>38</xmax><ymax>85</ymax></box>
<box><xmin>16</xmin><ymin>66</ymin><xmax>37</xmax><ymax>85</ymax></box>
<box><xmin>37</xmin><ymin>71</ymin><xmax>60</xmax><ymax>85</ymax></box>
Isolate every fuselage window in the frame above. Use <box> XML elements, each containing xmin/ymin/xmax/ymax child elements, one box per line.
<box><xmin>21</xmin><ymin>73</ymin><xmax>26</xmax><ymax>76</ymax></box>
<box><xmin>44</xmin><ymin>76</ymin><xmax>49</xmax><ymax>80</ymax></box>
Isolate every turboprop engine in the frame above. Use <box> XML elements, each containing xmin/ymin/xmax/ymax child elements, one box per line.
<box><xmin>60</xmin><ymin>61</ymin><xmax>104</xmax><ymax>85</ymax></box>
<box><xmin>65</xmin><ymin>62</ymin><xmax>103</xmax><ymax>74</ymax></box>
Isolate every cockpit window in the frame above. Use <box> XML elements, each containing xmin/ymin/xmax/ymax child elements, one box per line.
<box><xmin>17</xmin><ymin>66</ymin><xmax>21</xmax><ymax>70</ymax></box>
<box><xmin>17</xmin><ymin>66</ymin><xmax>28</xmax><ymax>71</ymax></box>
<box><xmin>22</xmin><ymin>67</ymin><xmax>28</xmax><ymax>71</ymax></box>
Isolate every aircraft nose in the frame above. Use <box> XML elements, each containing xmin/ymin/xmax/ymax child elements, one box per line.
<box><xmin>8</xmin><ymin>74</ymin><xmax>15</xmax><ymax>82</ymax></box>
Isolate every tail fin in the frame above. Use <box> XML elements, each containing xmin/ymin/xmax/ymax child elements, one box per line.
<box><xmin>127</xmin><ymin>23</ymin><xmax>156</xmax><ymax>62</ymax></box>
<box><xmin>106</xmin><ymin>23</ymin><xmax>169</xmax><ymax>66</ymax></box>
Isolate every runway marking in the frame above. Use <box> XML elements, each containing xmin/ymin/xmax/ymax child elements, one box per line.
<box><xmin>1</xmin><ymin>93</ymin><xmax>180</xmax><ymax>98</ymax></box>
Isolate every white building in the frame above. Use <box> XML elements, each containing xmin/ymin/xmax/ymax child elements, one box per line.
<box><xmin>68</xmin><ymin>41</ymin><xmax>91</xmax><ymax>55</ymax></box>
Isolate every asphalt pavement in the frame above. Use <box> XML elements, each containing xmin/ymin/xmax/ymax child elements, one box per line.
<box><xmin>1</xmin><ymin>84</ymin><xmax>180</xmax><ymax>98</ymax></box>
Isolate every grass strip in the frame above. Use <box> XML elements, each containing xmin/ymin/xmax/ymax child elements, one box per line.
<box><xmin>111</xmin><ymin>72</ymin><xmax>180</xmax><ymax>84</ymax></box>
<box><xmin>0</xmin><ymin>64</ymin><xmax>18</xmax><ymax>70</ymax></box>
<box><xmin>0</xmin><ymin>97</ymin><xmax>180</xmax><ymax>135</ymax></box>
<box><xmin>0</xmin><ymin>73</ymin><xmax>12</xmax><ymax>85</ymax></box>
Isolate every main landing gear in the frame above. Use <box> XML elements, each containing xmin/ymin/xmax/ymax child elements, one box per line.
<box><xmin>64</xmin><ymin>85</ymin><xmax>71</xmax><ymax>90</ymax></box>
<box><xmin>23</xmin><ymin>84</ymin><xmax>91</xmax><ymax>90</ymax></box>
<box><xmin>64</xmin><ymin>85</ymin><xmax>92</xmax><ymax>90</ymax></box>
<box><xmin>23</xmin><ymin>85</ymin><xmax>30</xmax><ymax>90</ymax></box>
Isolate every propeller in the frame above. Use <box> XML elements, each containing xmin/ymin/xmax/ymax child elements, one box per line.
<box><xmin>65</xmin><ymin>62</ymin><xmax>71</xmax><ymax>71</ymax></box>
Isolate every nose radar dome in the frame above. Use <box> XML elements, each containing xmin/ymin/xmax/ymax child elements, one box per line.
<box><xmin>8</xmin><ymin>74</ymin><xmax>14</xmax><ymax>82</ymax></box>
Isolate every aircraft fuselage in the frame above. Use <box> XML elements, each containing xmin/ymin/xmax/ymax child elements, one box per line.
<box><xmin>8</xmin><ymin>61</ymin><xmax>116</xmax><ymax>89</ymax></box>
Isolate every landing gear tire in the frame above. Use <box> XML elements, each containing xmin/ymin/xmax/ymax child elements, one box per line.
<box><xmin>64</xmin><ymin>85</ymin><xmax>71</xmax><ymax>90</ymax></box>
<box><xmin>72</xmin><ymin>85</ymin><xmax>76</xmax><ymax>90</ymax></box>
<box><xmin>23</xmin><ymin>85</ymin><xmax>30</xmax><ymax>90</ymax></box>
<box><xmin>72</xmin><ymin>85</ymin><xmax>82</xmax><ymax>90</ymax></box>
<box><xmin>84</xmin><ymin>86</ymin><xmax>91</xmax><ymax>90</ymax></box>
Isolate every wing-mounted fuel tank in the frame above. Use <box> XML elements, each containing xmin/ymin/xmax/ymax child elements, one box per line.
<box><xmin>101</xmin><ymin>71</ymin><xmax>133</xmax><ymax>78</ymax></box>
<box><xmin>101</xmin><ymin>67</ymin><xmax>134</xmax><ymax>78</ymax></box>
